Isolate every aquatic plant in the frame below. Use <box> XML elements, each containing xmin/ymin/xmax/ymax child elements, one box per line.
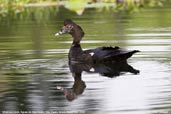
<box><xmin>0</xmin><ymin>0</ymin><xmax>166</xmax><ymax>17</ymax></box>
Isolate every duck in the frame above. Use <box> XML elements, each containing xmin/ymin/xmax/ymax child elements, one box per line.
<box><xmin>55</xmin><ymin>19</ymin><xmax>140</xmax><ymax>63</ymax></box>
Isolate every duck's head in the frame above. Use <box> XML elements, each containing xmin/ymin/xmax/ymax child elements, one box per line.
<box><xmin>55</xmin><ymin>19</ymin><xmax>84</xmax><ymax>44</ymax></box>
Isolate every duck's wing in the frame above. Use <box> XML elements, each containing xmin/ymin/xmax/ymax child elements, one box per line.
<box><xmin>84</xmin><ymin>46</ymin><xmax>140</xmax><ymax>62</ymax></box>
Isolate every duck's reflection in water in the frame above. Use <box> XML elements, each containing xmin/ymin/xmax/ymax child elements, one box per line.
<box><xmin>57</xmin><ymin>72</ymin><xmax>86</xmax><ymax>101</ymax></box>
<box><xmin>57</xmin><ymin>60</ymin><xmax>139</xmax><ymax>101</ymax></box>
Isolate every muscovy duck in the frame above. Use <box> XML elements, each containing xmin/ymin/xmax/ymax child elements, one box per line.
<box><xmin>55</xmin><ymin>19</ymin><xmax>139</xmax><ymax>63</ymax></box>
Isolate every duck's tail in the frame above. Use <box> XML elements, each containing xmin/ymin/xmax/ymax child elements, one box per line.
<box><xmin>103</xmin><ymin>50</ymin><xmax>140</xmax><ymax>62</ymax></box>
<box><xmin>127</xmin><ymin>50</ymin><xmax>140</xmax><ymax>59</ymax></box>
<box><xmin>125</xmin><ymin>50</ymin><xmax>140</xmax><ymax>59</ymax></box>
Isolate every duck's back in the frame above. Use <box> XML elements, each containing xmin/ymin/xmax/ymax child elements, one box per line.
<box><xmin>84</xmin><ymin>46</ymin><xmax>139</xmax><ymax>62</ymax></box>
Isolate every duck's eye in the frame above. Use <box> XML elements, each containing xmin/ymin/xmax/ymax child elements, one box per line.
<box><xmin>65</xmin><ymin>25</ymin><xmax>69</xmax><ymax>28</ymax></box>
<box><xmin>66</xmin><ymin>25</ymin><xmax>73</xmax><ymax>29</ymax></box>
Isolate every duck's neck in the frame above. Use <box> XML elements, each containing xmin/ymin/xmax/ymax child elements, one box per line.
<box><xmin>71</xmin><ymin>35</ymin><xmax>82</xmax><ymax>46</ymax></box>
<box><xmin>71</xmin><ymin>35</ymin><xmax>82</xmax><ymax>45</ymax></box>
<box><xmin>70</xmin><ymin>25</ymin><xmax>84</xmax><ymax>45</ymax></box>
<box><xmin>71</xmin><ymin>41</ymin><xmax>82</xmax><ymax>50</ymax></box>
<box><xmin>69</xmin><ymin>26</ymin><xmax>84</xmax><ymax>59</ymax></box>
<box><xmin>72</xmin><ymin>40</ymin><xmax>80</xmax><ymax>46</ymax></box>
<box><xmin>69</xmin><ymin>40</ymin><xmax>83</xmax><ymax>61</ymax></box>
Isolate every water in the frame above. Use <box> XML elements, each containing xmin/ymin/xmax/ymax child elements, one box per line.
<box><xmin>0</xmin><ymin>6</ymin><xmax>171</xmax><ymax>114</ymax></box>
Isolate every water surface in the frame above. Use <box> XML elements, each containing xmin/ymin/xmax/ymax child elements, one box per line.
<box><xmin>0</xmin><ymin>7</ymin><xmax>171</xmax><ymax>114</ymax></box>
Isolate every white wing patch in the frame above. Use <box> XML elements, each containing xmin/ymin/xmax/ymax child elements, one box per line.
<box><xmin>90</xmin><ymin>68</ymin><xmax>95</xmax><ymax>72</ymax></box>
<box><xmin>89</xmin><ymin>52</ymin><xmax>94</xmax><ymax>56</ymax></box>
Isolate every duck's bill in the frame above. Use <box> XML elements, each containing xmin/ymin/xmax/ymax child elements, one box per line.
<box><xmin>55</xmin><ymin>30</ymin><xmax>65</xmax><ymax>36</ymax></box>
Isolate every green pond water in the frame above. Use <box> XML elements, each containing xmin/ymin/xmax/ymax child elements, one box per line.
<box><xmin>0</xmin><ymin>6</ymin><xmax>171</xmax><ymax>114</ymax></box>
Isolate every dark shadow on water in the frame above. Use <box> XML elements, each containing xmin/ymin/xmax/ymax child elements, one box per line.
<box><xmin>57</xmin><ymin>60</ymin><xmax>140</xmax><ymax>101</ymax></box>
